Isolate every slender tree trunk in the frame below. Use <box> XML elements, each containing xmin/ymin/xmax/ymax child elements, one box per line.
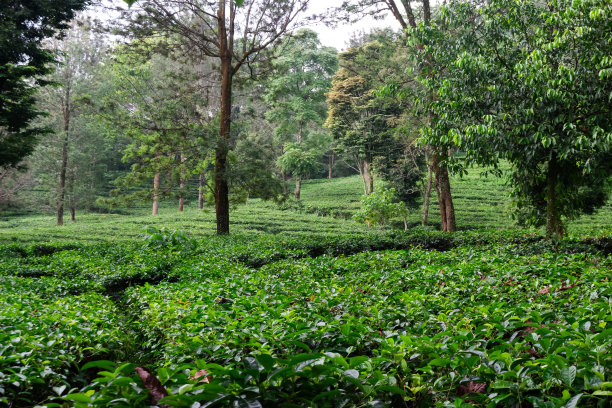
<box><xmin>198</xmin><ymin>172</ymin><xmax>205</xmax><ymax>210</ymax></box>
<box><xmin>281</xmin><ymin>170</ymin><xmax>288</xmax><ymax>195</ymax></box>
<box><xmin>432</xmin><ymin>152</ymin><xmax>456</xmax><ymax>232</ymax></box>
<box><xmin>295</xmin><ymin>178</ymin><xmax>301</xmax><ymax>200</ymax></box>
<box><xmin>152</xmin><ymin>172</ymin><xmax>160</xmax><ymax>215</ymax></box>
<box><xmin>57</xmin><ymin>68</ymin><xmax>71</xmax><ymax>226</ymax></box>
<box><xmin>68</xmin><ymin>172</ymin><xmax>75</xmax><ymax>222</ymax></box>
<box><xmin>214</xmin><ymin>54</ymin><xmax>232</xmax><ymax>234</ymax></box>
<box><xmin>363</xmin><ymin>159</ymin><xmax>374</xmax><ymax>195</ymax></box>
<box><xmin>328</xmin><ymin>151</ymin><xmax>334</xmax><ymax>179</ymax></box>
<box><xmin>358</xmin><ymin>159</ymin><xmax>367</xmax><ymax>195</ymax></box>
<box><xmin>546</xmin><ymin>154</ymin><xmax>563</xmax><ymax>238</ymax></box>
<box><xmin>178</xmin><ymin>185</ymin><xmax>184</xmax><ymax>211</ymax></box>
<box><xmin>423</xmin><ymin>152</ymin><xmax>433</xmax><ymax>226</ymax></box>
<box><xmin>178</xmin><ymin>153</ymin><xmax>185</xmax><ymax>212</ymax></box>
<box><xmin>57</xmin><ymin>125</ymin><xmax>70</xmax><ymax>225</ymax></box>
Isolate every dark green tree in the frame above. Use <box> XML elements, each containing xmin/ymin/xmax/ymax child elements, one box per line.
<box><xmin>0</xmin><ymin>0</ymin><xmax>90</xmax><ymax>169</ymax></box>
<box><xmin>326</xmin><ymin>33</ymin><xmax>405</xmax><ymax>196</ymax></box>
<box><xmin>337</xmin><ymin>0</ymin><xmax>458</xmax><ymax>232</ymax></box>
<box><xmin>100</xmin><ymin>41</ymin><xmax>215</xmax><ymax>215</ymax></box>
<box><xmin>416</xmin><ymin>0</ymin><xmax>611</xmax><ymax>238</ymax></box>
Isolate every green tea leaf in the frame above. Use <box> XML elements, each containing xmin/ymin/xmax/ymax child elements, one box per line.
<box><xmin>565</xmin><ymin>393</ymin><xmax>582</xmax><ymax>408</ymax></box>
<box><xmin>64</xmin><ymin>393</ymin><xmax>92</xmax><ymax>403</ymax></box>
<box><xmin>561</xmin><ymin>366</ymin><xmax>576</xmax><ymax>387</ymax></box>
<box><xmin>81</xmin><ymin>360</ymin><xmax>117</xmax><ymax>372</ymax></box>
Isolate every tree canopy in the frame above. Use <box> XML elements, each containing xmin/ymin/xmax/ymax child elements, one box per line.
<box><xmin>416</xmin><ymin>0</ymin><xmax>612</xmax><ymax>237</ymax></box>
<box><xmin>0</xmin><ymin>0</ymin><xmax>90</xmax><ymax>169</ymax></box>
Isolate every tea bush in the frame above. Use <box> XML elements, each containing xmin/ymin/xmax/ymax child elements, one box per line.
<box><xmin>0</xmin><ymin>175</ymin><xmax>609</xmax><ymax>407</ymax></box>
<box><xmin>4</xmin><ymin>241</ymin><xmax>602</xmax><ymax>407</ymax></box>
<box><xmin>0</xmin><ymin>286</ymin><xmax>126</xmax><ymax>406</ymax></box>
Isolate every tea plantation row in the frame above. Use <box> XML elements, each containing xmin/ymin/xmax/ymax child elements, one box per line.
<box><xmin>0</xmin><ymin>230</ymin><xmax>610</xmax><ymax>407</ymax></box>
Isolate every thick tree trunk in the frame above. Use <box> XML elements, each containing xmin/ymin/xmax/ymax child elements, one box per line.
<box><xmin>295</xmin><ymin>178</ymin><xmax>301</xmax><ymax>200</ymax></box>
<box><xmin>69</xmin><ymin>206</ymin><xmax>75</xmax><ymax>222</ymax></box>
<box><xmin>152</xmin><ymin>172</ymin><xmax>160</xmax><ymax>215</ymax></box>
<box><xmin>328</xmin><ymin>151</ymin><xmax>334</xmax><ymax>179</ymax></box>
<box><xmin>214</xmin><ymin>55</ymin><xmax>232</xmax><ymax>235</ymax></box>
<box><xmin>198</xmin><ymin>172</ymin><xmax>205</xmax><ymax>210</ymax></box>
<box><xmin>432</xmin><ymin>151</ymin><xmax>456</xmax><ymax>232</ymax></box>
<box><xmin>423</xmin><ymin>162</ymin><xmax>433</xmax><ymax>226</ymax></box>
<box><xmin>546</xmin><ymin>154</ymin><xmax>563</xmax><ymax>238</ymax></box>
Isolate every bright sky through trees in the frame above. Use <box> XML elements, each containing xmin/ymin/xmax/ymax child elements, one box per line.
<box><xmin>93</xmin><ymin>0</ymin><xmax>394</xmax><ymax>51</ymax></box>
<box><xmin>307</xmin><ymin>0</ymin><xmax>393</xmax><ymax>50</ymax></box>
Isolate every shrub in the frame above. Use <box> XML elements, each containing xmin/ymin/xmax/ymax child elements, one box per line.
<box><xmin>139</xmin><ymin>226</ymin><xmax>196</xmax><ymax>251</ymax></box>
<box><xmin>353</xmin><ymin>187</ymin><xmax>408</xmax><ymax>229</ymax></box>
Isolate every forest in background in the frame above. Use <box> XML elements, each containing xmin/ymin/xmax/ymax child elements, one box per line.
<box><xmin>1</xmin><ymin>0</ymin><xmax>609</xmax><ymax>238</ymax></box>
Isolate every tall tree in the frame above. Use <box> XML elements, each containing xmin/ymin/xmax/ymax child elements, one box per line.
<box><xmin>100</xmin><ymin>41</ymin><xmax>215</xmax><ymax>215</ymax></box>
<box><xmin>326</xmin><ymin>33</ymin><xmax>402</xmax><ymax>196</ymax></box>
<box><xmin>417</xmin><ymin>0</ymin><xmax>611</xmax><ymax>238</ymax></box>
<box><xmin>35</xmin><ymin>20</ymin><xmax>106</xmax><ymax>225</ymax></box>
<box><xmin>124</xmin><ymin>0</ymin><xmax>314</xmax><ymax>234</ymax></box>
<box><xmin>0</xmin><ymin>0</ymin><xmax>91</xmax><ymax>169</ymax></box>
<box><xmin>264</xmin><ymin>29</ymin><xmax>338</xmax><ymax>200</ymax></box>
<box><xmin>337</xmin><ymin>0</ymin><xmax>457</xmax><ymax>232</ymax></box>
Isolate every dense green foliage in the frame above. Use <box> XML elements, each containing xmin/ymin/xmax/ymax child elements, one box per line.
<box><xmin>1</xmin><ymin>175</ymin><xmax>610</xmax><ymax>407</ymax></box>
<box><xmin>0</xmin><ymin>225</ymin><xmax>610</xmax><ymax>406</ymax></box>
<box><xmin>353</xmin><ymin>187</ymin><xmax>407</xmax><ymax>229</ymax></box>
<box><xmin>414</xmin><ymin>0</ymin><xmax>612</xmax><ymax>236</ymax></box>
<box><xmin>1</xmin><ymin>0</ymin><xmax>611</xmax><ymax>406</ymax></box>
<box><xmin>0</xmin><ymin>0</ymin><xmax>90</xmax><ymax>169</ymax></box>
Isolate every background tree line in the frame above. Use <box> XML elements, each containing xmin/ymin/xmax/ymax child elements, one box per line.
<box><xmin>0</xmin><ymin>0</ymin><xmax>609</xmax><ymax>238</ymax></box>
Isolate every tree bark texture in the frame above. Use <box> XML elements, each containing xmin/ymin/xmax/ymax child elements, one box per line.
<box><xmin>214</xmin><ymin>53</ymin><xmax>232</xmax><ymax>235</ymax></box>
<box><xmin>57</xmin><ymin>65</ymin><xmax>72</xmax><ymax>226</ymax></box>
<box><xmin>297</xmin><ymin>119</ymin><xmax>303</xmax><ymax>144</ymax></box>
<box><xmin>198</xmin><ymin>172</ymin><xmax>205</xmax><ymax>210</ymax></box>
<box><xmin>432</xmin><ymin>152</ymin><xmax>456</xmax><ymax>232</ymax></box>
<box><xmin>295</xmin><ymin>178</ymin><xmax>301</xmax><ymax>200</ymax></box>
<box><xmin>152</xmin><ymin>172</ymin><xmax>160</xmax><ymax>215</ymax></box>
<box><xmin>363</xmin><ymin>159</ymin><xmax>373</xmax><ymax>195</ymax></box>
<box><xmin>328</xmin><ymin>151</ymin><xmax>334</xmax><ymax>179</ymax></box>
<box><xmin>546</xmin><ymin>154</ymin><xmax>563</xmax><ymax>238</ymax></box>
<box><xmin>423</xmin><ymin>162</ymin><xmax>433</xmax><ymax>226</ymax></box>
<box><xmin>57</xmin><ymin>130</ymin><xmax>69</xmax><ymax>225</ymax></box>
<box><xmin>178</xmin><ymin>153</ymin><xmax>185</xmax><ymax>212</ymax></box>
